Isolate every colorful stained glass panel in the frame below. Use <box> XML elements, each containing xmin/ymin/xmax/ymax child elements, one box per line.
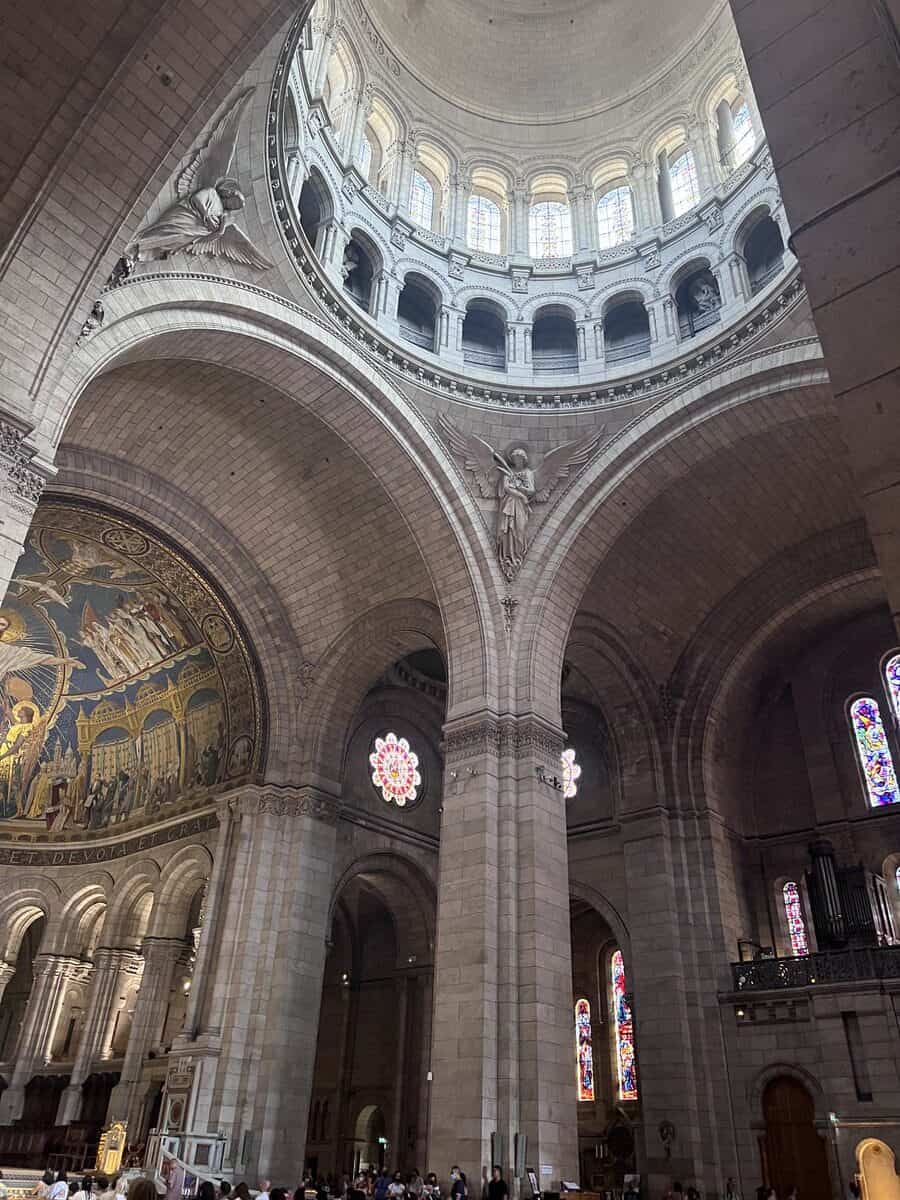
<box><xmin>611</xmin><ymin>949</ymin><xmax>638</xmax><ymax>1101</ymax></box>
<box><xmin>850</xmin><ymin>696</ymin><xmax>900</xmax><ymax>807</ymax></box>
<box><xmin>884</xmin><ymin>654</ymin><xmax>900</xmax><ymax>723</ymax></box>
<box><xmin>575</xmin><ymin>998</ymin><xmax>594</xmax><ymax>1101</ymax></box>
<box><xmin>782</xmin><ymin>881</ymin><xmax>809</xmax><ymax>957</ymax></box>
<box><xmin>369</xmin><ymin>732</ymin><xmax>421</xmax><ymax>807</ymax></box>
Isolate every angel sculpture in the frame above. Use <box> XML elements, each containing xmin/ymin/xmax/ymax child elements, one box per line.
<box><xmin>440</xmin><ymin>415</ymin><xmax>607</xmax><ymax>578</ymax></box>
<box><xmin>127</xmin><ymin>88</ymin><xmax>273</xmax><ymax>271</ymax></box>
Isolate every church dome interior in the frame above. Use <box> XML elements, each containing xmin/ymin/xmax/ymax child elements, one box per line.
<box><xmin>0</xmin><ymin>1</ymin><xmax>897</xmax><ymax>1198</ymax></box>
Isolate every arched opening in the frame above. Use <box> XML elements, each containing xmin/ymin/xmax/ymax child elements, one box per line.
<box><xmin>532</xmin><ymin>305</ymin><xmax>578</xmax><ymax>375</ymax></box>
<box><xmin>298</xmin><ymin>169</ymin><xmax>333</xmax><ymax>256</ymax></box>
<box><xmin>743</xmin><ymin>216</ymin><xmax>785</xmax><ymax>294</ymax></box>
<box><xmin>675</xmin><ymin>265</ymin><xmax>721</xmax><ymax>339</ymax></box>
<box><xmin>343</xmin><ymin>229</ymin><xmax>380</xmax><ymax>312</ymax></box>
<box><xmin>603</xmin><ymin>297</ymin><xmax>651</xmax><ymax>365</ymax></box>
<box><xmin>570</xmin><ymin>895</ymin><xmax>638</xmax><ymax>1192</ymax></box>
<box><xmin>0</xmin><ymin>915</ymin><xmax>45</xmax><ymax>1060</ymax></box>
<box><xmin>305</xmin><ymin>857</ymin><xmax>436</xmax><ymax>1178</ymax></box>
<box><xmin>857</xmin><ymin>1138</ymin><xmax>900</xmax><ymax>1200</ymax></box>
<box><xmin>397</xmin><ymin>274</ymin><xmax>438</xmax><ymax>352</ymax></box>
<box><xmin>462</xmin><ymin>300</ymin><xmax>507</xmax><ymax>371</ymax></box>
<box><xmin>762</xmin><ymin>1076</ymin><xmax>831</xmax><ymax>1199</ymax></box>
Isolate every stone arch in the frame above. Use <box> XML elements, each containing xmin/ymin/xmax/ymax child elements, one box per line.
<box><xmin>516</xmin><ymin>343</ymin><xmax>830</xmax><ymax>722</ymax></box>
<box><xmin>748</xmin><ymin>1062</ymin><xmax>828</xmax><ymax>1122</ymax></box>
<box><xmin>328</xmin><ymin>850</ymin><xmax>437</xmax><ymax>965</ymax></box>
<box><xmin>48</xmin><ymin>875</ymin><xmax>113</xmax><ymax>955</ymax></box>
<box><xmin>568</xmin><ymin>878</ymin><xmax>631</xmax><ymax>964</ymax></box>
<box><xmin>0</xmin><ymin>878</ymin><xmax>60</xmax><ymax>963</ymax></box>
<box><xmin>103</xmin><ymin>860</ymin><xmax>162</xmax><ymax>947</ymax></box>
<box><xmin>44</xmin><ymin>284</ymin><xmax>497</xmax><ymax>719</ymax></box>
<box><xmin>304</xmin><ymin>598</ymin><xmax>446</xmax><ymax>789</ymax></box>
<box><xmin>150</xmin><ymin>844</ymin><xmax>214</xmax><ymax>939</ymax></box>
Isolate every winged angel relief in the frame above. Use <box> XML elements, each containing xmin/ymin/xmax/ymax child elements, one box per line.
<box><xmin>127</xmin><ymin>88</ymin><xmax>272</xmax><ymax>270</ymax></box>
<box><xmin>440</xmin><ymin>416</ymin><xmax>606</xmax><ymax>579</ymax></box>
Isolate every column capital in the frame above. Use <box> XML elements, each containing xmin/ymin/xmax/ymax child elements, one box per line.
<box><xmin>0</xmin><ymin>960</ymin><xmax>15</xmax><ymax>986</ymax></box>
<box><xmin>92</xmin><ymin>946</ymin><xmax>144</xmax><ymax>974</ymax></box>
<box><xmin>33</xmin><ymin>952</ymin><xmax>90</xmax><ymax>982</ymax></box>
<box><xmin>234</xmin><ymin>784</ymin><xmax>341</xmax><ymax>826</ymax></box>
<box><xmin>443</xmin><ymin>711</ymin><xmax>564</xmax><ymax>764</ymax></box>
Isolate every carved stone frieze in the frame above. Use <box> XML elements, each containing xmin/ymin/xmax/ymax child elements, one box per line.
<box><xmin>238</xmin><ymin>785</ymin><xmax>341</xmax><ymax>826</ymax></box>
<box><xmin>443</xmin><ymin>715</ymin><xmax>564</xmax><ymax>763</ymax></box>
<box><xmin>0</xmin><ymin>421</ymin><xmax>48</xmax><ymax>519</ymax></box>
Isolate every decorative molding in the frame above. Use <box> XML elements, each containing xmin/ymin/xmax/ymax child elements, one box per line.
<box><xmin>443</xmin><ymin>715</ymin><xmax>565</xmax><ymax>763</ymax></box>
<box><xmin>0</xmin><ymin>811</ymin><xmax>218</xmax><ymax>866</ymax></box>
<box><xmin>238</xmin><ymin>785</ymin><xmax>341</xmax><ymax>826</ymax></box>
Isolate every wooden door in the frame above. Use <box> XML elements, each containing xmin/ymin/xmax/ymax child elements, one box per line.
<box><xmin>763</xmin><ymin>1076</ymin><xmax>831</xmax><ymax>1199</ymax></box>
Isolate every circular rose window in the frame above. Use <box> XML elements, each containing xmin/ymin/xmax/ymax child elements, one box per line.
<box><xmin>561</xmin><ymin>747</ymin><xmax>582</xmax><ymax>799</ymax></box>
<box><xmin>369</xmin><ymin>732</ymin><xmax>422</xmax><ymax>807</ymax></box>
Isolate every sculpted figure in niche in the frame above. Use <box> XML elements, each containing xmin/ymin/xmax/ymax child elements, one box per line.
<box><xmin>689</xmin><ymin>272</ymin><xmax>721</xmax><ymax>313</ymax></box>
<box><xmin>128</xmin><ymin>88</ymin><xmax>273</xmax><ymax>271</ymax></box>
<box><xmin>440</xmin><ymin>416</ymin><xmax>607</xmax><ymax>579</ymax></box>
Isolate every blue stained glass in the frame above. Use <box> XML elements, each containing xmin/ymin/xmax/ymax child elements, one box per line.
<box><xmin>850</xmin><ymin>696</ymin><xmax>900</xmax><ymax>807</ymax></box>
<box><xmin>885</xmin><ymin>654</ymin><xmax>900</xmax><ymax>723</ymax></box>
<box><xmin>575</xmin><ymin>998</ymin><xmax>594</xmax><ymax>1101</ymax></box>
<box><xmin>612</xmin><ymin>950</ymin><xmax>638</xmax><ymax>1101</ymax></box>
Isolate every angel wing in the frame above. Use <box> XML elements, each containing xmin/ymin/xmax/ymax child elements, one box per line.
<box><xmin>533</xmin><ymin>425</ymin><xmax>607</xmax><ymax>503</ymax></box>
<box><xmin>439</xmin><ymin>414</ymin><xmax>502</xmax><ymax>499</ymax></box>
<box><xmin>176</xmin><ymin>88</ymin><xmax>254</xmax><ymax>198</ymax></box>
<box><xmin>187</xmin><ymin>224</ymin><xmax>274</xmax><ymax>271</ymax></box>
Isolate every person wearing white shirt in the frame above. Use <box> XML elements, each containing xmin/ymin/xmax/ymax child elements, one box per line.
<box><xmin>48</xmin><ymin>1173</ymin><xmax>70</xmax><ymax>1200</ymax></box>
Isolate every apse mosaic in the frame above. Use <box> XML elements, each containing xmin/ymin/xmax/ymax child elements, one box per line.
<box><xmin>0</xmin><ymin>501</ymin><xmax>263</xmax><ymax>838</ymax></box>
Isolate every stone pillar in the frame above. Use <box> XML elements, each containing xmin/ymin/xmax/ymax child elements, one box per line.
<box><xmin>688</xmin><ymin>120</ymin><xmax>715</xmax><ymax>197</ymax></box>
<box><xmin>631</xmin><ymin>163</ymin><xmax>656</xmax><ymax>230</ymax></box>
<box><xmin>389</xmin><ymin>977</ymin><xmax>409</xmax><ymax>1164</ymax></box>
<box><xmin>510</xmin><ymin>182</ymin><xmax>529</xmax><ymax>255</ymax></box>
<box><xmin>450</xmin><ymin>171</ymin><xmax>471</xmax><ymax>244</ymax></box>
<box><xmin>657</xmin><ymin>151</ymin><xmax>674</xmax><ymax>224</ymax></box>
<box><xmin>715</xmin><ymin>99</ymin><xmax>738</xmax><ymax>175</ymax></box>
<box><xmin>0</xmin><ymin>954</ymin><xmax>86</xmax><ymax>1123</ymax></box>
<box><xmin>0</xmin><ymin>422</ymin><xmax>51</xmax><ymax>605</ymax></box>
<box><xmin>570</xmin><ymin>186</ymin><xmax>592</xmax><ymax>253</ymax></box>
<box><xmin>311</xmin><ymin>20</ymin><xmax>338</xmax><ymax>98</ymax></box>
<box><xmin>350</xmin><ymin>88</ymin><xmax>374</xmax><ymax>174</ymax></box>
<box><xmin>57</xmin><ymin>947</ymin><xmax>142</xmax><ymax>1124</ymax></box>
<box><xmin>106</xmin><ymin>938</ymin><xmax>185</xmax><ymax>1127</ymax></box>
<box><xmin>396</xmin><ymin>139</ymin><xmax>417</xmax><ymax>218</ymax></box>
<box><xmin>173</xmin><ymin>788</ymin><xmax>339</xmax><ymax>1184</ymax></box>
<box><xmin>429</xmin><ymin>715</ymin><xmax>577</xmax><ymax>1192</ymax></box>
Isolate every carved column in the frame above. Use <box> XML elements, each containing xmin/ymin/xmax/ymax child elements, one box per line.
<box><xmin>429</xmin><ymin>715</ymin><xmax>577</xmax><ymax>1191</ymax></box>
<box><xmin>0</xmin><ymin>423</ymin><xmax>50</xmax><ymax>605</ymax></box>
<box><xmin>631</xmin><ymin>162</ymin><xmax>656</xmax><ymax>230</ymax></box>
<box><xmin>510</xmin><ymin>182</ymin><xmax>529</xmax><ymax>255</ymax></box>
<box><xmin>0</xmin><ymin>961</ymin><xmax>15</xmax><ymax>1007</ymax></box>
<box><xmin>173</xmin><ymin>788</ymin><xmax>339</xmax><ymax>1183</ymax></box>
<box><xmin>657</xmin><ymin>151</ymin><xmax>675</xmax><ymax>224</ymax></box>
<box><xmin>0</xmin><ymin>954</ymin><xmax>86</xmax><ymax>1123</ymax></box>
<box><xmin>570</xmin><ymin>185</ymin><xmax>592</xmax><ymax>253</ymax></box>
<box><xmin>396</xmin><ymin>138</ymin><xmax>417</xmax><ymax>217</ymax></box>
<box><xmin>689</xmin><ymin>120</ymin><xmax>716</xmax><ymax>197</ymax></box>
<box><xmin>450</xmin><ymin>171</ymin><xmax>471</xmax><ymax>243</ymax></box>
<box><xmin>311</xmin><ymin>19</ymin><xmax>338</xmax><ymax>97</ymax></box>
<box><xmin>106</xmin><ymin>938</ymin><xmax>185</xmax><ymax>1127</ymax></box>
<box><xmin>57</xmin><ymin>947</ymin><xmax>142</xmax><ymax>1124</ymax></box>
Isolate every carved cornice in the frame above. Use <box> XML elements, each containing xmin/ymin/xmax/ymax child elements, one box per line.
<box><xmin>443</xmin><ymin>714</ymin><xmax>565</xmax><ymax>763</ymax></box>
<box><xmin>235</xmin><ymin>785</ymin><xmax>341</xmax><ymax>826</ymax></box>
<box><xmin>0</xmin><ymin>420</ymin><xmax>50</xmax><ymax>519</ymax></box>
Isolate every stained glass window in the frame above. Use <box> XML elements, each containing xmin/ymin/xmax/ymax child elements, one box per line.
<box><xmin>669</xmin><ymin>149</ymin><xmax>700</xmax><ymax>217</ymax></box>
<box><xmin>467</xmin><ymin>194</ymin><xmax>502</xmax><ymax>254</ymax></box>
<box><xmin>575</xmin><ymin>998</ymin><xmax>594</xmax><ymax>1101</ymax></box>
<box><xmin>782</xmin><ymin>881</ymin><xmax>809</xmax><ymax>957</ymax></box>
<box><xmin>850</xmin><ymin>696</ymin><xmax>900</xmax><ymax>807</ymax></box>
<box><xmin>561</xmin><ymin>748</ymin><xmax>582</xmax><ymax>799</ymax></box>
<box><xmin>369</xmin><ymin>732</ymin><xmax>421</xmax><ymax>807</ymax></box>
<box><xmin>529</xmin><ymin>201</ymin><xmax>573</xmax><ymax>258</ymax></box>
<box><xmin>884</xmin><ymin>654</ymin><xmax>900</xmax><ymax>723</ymax></box>
<box><xmin>359</xmin><ymin>134</ymin><xmax>373</xmax><ymax>181</ymax></box>
<box><xmin>896</xmin><ymin>865</ymin><xmax>900</xmax><ymax>895</ymax></box>
<box><xmin>409</xmin><ymin>171</ymin><xmax>435</xmax><ymax>230</ymax></box>
<box><xmin>596</xmin><ymin>186</ymin><xmax>635</xmax><ymax>249</ymax></box>
<box><xmin>731</xmin><ymin>102</ymin><xmax>754</xmax><ymax>166</ymax></box>
<box><xmin>611</xmin><ymin>950</ymin><xmax>638</xmax><ymax>1101</ymax></box>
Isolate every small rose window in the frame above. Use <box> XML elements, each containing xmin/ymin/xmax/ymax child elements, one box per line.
<box><xmin>369</xmin><ymin>732</ymin><xmax>421</xmax><ymax>807</ymax></box>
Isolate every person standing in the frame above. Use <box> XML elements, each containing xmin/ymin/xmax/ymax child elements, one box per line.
<box><xmin>449</xmin><ymin>1171</ymin><xmax>466</xmax><ymax>1200</ymax></box>
<box><xmin>487</xmin><ymin>1168</ymin><xmax>507</xmax><ymax>1200</ymax></box>
<box><xmin>48</xmin><ymin>1173</ymin><xmax>69</xmax><ymax>1200</ymax></box>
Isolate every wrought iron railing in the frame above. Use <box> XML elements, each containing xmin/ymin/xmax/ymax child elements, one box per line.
<box><xmin>731</xmin><ymin>945</ymin><xmax>900</xmax><ymax>991</ymax></box>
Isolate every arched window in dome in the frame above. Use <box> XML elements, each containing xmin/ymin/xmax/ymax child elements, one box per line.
<box><xmin>529</xmin><ymin>201</ymin><xmax>573</xmax><ymax>259</ymax></box>
<box><xmin>782</xmin><ymin>882</ymin><xmax>809</xmax><ymax>957</ymax></box>
<box><xmin>596</xmin><ymin>185</ymin><xmax>635</xmax><ymax>249</ymax></box>
<box><xmin>611</xmin><ymin>950</ymin><xmax>638</xmax><ymax>1101</ymax></box>
<box><xmin>575</xmin><ymin>998</ymin><xmax>594</xmax><ymax>1101</ymax></box>
<box><xmin>467</xmin><ymin>194</ymin><xmax>502</xmax><ymax>254</ymax></box>
<box><xmin>358</xmin><ymin>134</ymin><xmax>373</xmax><ymax>181</ymax></box>
<box><xmin>850</xmin><ymin>696</ymin><xmax>900</xmax><ymax>807</ymax></box>
<box><xmin>731</xmin><ymin>101</ymin><xmax>754</xmax><ymax>165</ymax></box>
<box><xmin>884</xmin><ymin>654</ymin><xmax>900</xmax><ymax>724</ymax></box>
<box><xmin>668</xmin><ymin>148</ymin><xmax>700</xmax><ymax>217</ymax></box>
<box><xmin>409</xmin><ymin>171</ymin><xmax>435</xmax><ymax>230</ymax></box>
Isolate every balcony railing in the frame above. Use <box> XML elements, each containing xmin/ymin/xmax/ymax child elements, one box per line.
<box><xmin>731</xmin><ymin>945</ymin><xmax>900</xmax><ymax>991</ymax></box>
<box><xmin>533</xmin><ymin>353</ymin><xmax>579</xmax><ymax>375</ymax></box>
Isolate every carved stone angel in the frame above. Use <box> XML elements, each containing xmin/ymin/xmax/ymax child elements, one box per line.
<box><xmin>440</xmin><ymin>415</ymin><xmax>607</xmax><ymax>578</ymax></box>
<box><xmin>127</xmin><ymin>88</ymin><xmax>273</xmax><ymax>270</ymax></box>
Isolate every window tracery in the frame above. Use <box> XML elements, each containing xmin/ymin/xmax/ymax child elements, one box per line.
<box><xmin>575</xmin><ymin>998</ymin><xmax>594</xmax><ymax>1101</ymax></box>
<box><xmin>410</xmin><ymin>171</ymin><xmax>435</xmax><ymax>229</ymax></box>
<box><xmin>596</xmin><ymin>185</ymin><xmax>635</xmax><ymax>249</ymax></box>
<box><xmin>529</xmin><ymin>201</ymin><xmax>573</xmax><ymax>258</ymax></box>
<box><xmin>782</xmin><ymin>881</ymin><xmax>809</xmax><ymax>957</ymax></box>
<box><xmin>669</xmin><ymin>149</ymin><xmax>700</xmax><ymax>217</ymax></box>
<box><xmin>467</xmin><ymin>194</ymin><xmax>502</xmax><ymax>254</ymax></box>
<box><xmin>850</xmin><ymin>696</ymin><xmax>900</xmax><ymax>807</ymax></box>
<box><xmin>731</xmin><ymin>101</ymin><xmax>754</xmax><ymax>166</ymax></box>
<box><xmin>611</xmin><ymin>949</ymin><xmax>638</xmax><ymax>1101</ymax></box>
<box><xmin>369</xmin><ymin>732</ymin><xmax>421</xmax><ymax>807</ymax></box>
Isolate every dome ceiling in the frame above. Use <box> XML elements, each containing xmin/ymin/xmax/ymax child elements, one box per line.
<box><xmin>362</xmin><ymin>0</ymin><xmax>726</xmax><ymax>126</ymax></box>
